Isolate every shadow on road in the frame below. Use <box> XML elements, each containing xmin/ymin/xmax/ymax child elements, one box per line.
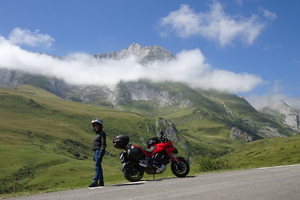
<box><xmin>145</xmin><ymin>175</ymin><xmax>197</xmax><ymax>181</ymax></box>
<box><xmin>111</xmin><ymin>181</ymin><xmax>146</xmax><ymax>187</ymax></box>
<box><xmin>106</xmin><ymin>176</ymin><xmax>197</xmax><ymax>187</ymax></box>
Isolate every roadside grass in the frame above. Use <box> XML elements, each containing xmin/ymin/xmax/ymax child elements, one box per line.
<box><xmin>224</xmin><ymin>134</ymin><xmax>300</xmax><ymax>169</ymax></box>
<box><xmin>4</xmin><ymin>132</ymin><xmax>300</xmax><ymax>199</ymax></box>
<box><xmin>2</xmin><ymin>133</ymin><xmax>300</xmax><ymax>199</ymax></box>
<box><xmin>197</xmin><ymin>134</ymin><xmax>300</xmax><ymax>172</ymax></box>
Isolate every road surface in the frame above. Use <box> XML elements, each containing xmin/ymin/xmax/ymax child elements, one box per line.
<box><xmin>6</xmin><ymin>164</ymin><xmax>300</xmax><ymax>200</ymax></box>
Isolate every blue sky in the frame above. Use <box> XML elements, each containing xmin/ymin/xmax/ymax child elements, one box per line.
<box><xmin>0</xmin><ymin>0</ymin><xmax>300</xmax><ymax>101</ymax></box>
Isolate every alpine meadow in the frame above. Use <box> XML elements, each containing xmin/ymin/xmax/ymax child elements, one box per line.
<box><xmin>1</xmin><ymin>44</ymin><xmax>300</xmax><ymax>198</ymax></box>
<box><xmin>1</xmin><ymin>84</ymin><xmax>300</xmax><ymax>197</ymax></box>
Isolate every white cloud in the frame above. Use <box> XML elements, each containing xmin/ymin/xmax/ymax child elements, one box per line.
<box><xmin>244</xmin><ymin>79</ymin><xmax>300</xmax><ymax>110</ymax></box>
<box><xmin>260</xmin><ymin>8</ymin><xmax>277</xmax><ymax>20</ymax></box>
<box><xmin>8</xmin><ymin>27</ymin><xmax>54</xmax><ymax>48</ymax></box>
<box><xmin>0</xmin><ymin>35</ymin><xmax>263</xmax><ymax>94</ymax></box>
<box><xmin>245</xmin><ymin>94</ymin><xmax>300</xmax><ymax>110</ymax></box>
<box><xmin>159</xmin><ymin>1</ymin><xmax>276</xmax><ymax>46</ymax></box>
<box><xmin>150</xmin><ymin>49</ymin><xmax>262</xmax><ymax>93</ymax></box>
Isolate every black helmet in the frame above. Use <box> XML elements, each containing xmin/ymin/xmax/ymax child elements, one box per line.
<box><xmin>91</xmin><ymin>118</ymin><xmax>103</xmax><ymax>126</ymax></box>
<box><xmin>146</xmin><ymin>137</ymin><xmax>160</xmax><ymax>149</ymax></box>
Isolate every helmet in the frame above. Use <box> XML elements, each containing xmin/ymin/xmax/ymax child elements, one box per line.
<box><xmin>146</xmin><ymin>137</ymin><xmax>160</xmax><ymax>149</ymax></box>
<box><xmin>91</xmin><ymin>118</ymin><xmax>103</xmax><ymax>126</ymax></box>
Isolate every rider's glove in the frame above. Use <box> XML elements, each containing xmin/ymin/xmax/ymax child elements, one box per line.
<box><xmin>98</xmin><ymin>151</ymin><xmax>105</xmax><ymax>158</ymax></box>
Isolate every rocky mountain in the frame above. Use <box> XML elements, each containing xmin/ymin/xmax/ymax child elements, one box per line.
<box><xmin>0</xmin><ymin>43</ymin><xmax>175</xmax><ymax>98</ymax></box>
<box><xmin>0</xmin><ymin>43</ymin><xmax>298</xmax><ymax>149</ymax></box>
<box><xmin>0</xmin><ymin>68</ymin><xmax>70</xmax><ymax>98</ymax></box>
<box><xmin>92</xmin><ymin>43</ymin><xmax>175</xmax><ymax>65</ymax></box>
<box><xmin>254</xmin><ymin>97</ymin><xmax>300</xmax><ymax>133</ymax></box>
<box><xmin>0</xmin><ymin>68</ymin><xmax>30</xmax><ymax>88</ymax></box>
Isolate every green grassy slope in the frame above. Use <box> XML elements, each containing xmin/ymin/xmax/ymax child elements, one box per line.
<box><xmin>0</xmin><ymin>85</ymin><xmax>163</xmax><ymax>194</ymax></box>
<box><xmin>224</xmin><ymin>134</ymin><xmax>300</xmax><ymax>169</ymax></box>
<box><xmin>113</xmin><ymin>81</ymin><xmax>294</xmax><ymax>158</ymax></box>
<box><xmin>1</xmin><ymin>83</ymin><xmax>298</xmax><ymax>197</ymax></box>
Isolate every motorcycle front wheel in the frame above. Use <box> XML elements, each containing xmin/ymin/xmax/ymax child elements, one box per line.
<box><xmin>123</xmin><ymin>163</ymin><xmax>144</xmax><ymax>182</ymax></box>
<box><xmin>171</xmin><ymin>157</ymin><xmax>190</xmax><ymax>177</ymax></box>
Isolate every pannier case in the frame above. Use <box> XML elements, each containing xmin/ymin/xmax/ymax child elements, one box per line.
<box><xmin>127</xmin><ymin>145</ymin><xmax>145</xmax><ymax>160</ymax></box>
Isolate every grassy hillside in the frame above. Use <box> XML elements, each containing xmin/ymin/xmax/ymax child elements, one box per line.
<box><xmin>111</xmin><ymin>81</ymin><xmax>294</xmax><ymax>158</ymax></box>
<box><xmin>1</xmin><ymin>84</ymin><xmax>299</xmax><ymax>197</ymax></box>
<box><xmin>224</xmin><ymin>134</ymin><xmax>300</xmax><ymax>169</ymax></box>
<box><xmin>0</xmin><ymin>85</ymin><xmax>179</xmax><ymax>195</ymax></box>
<box><xmin>195</xmin><ymin>134</ymin><xmax>300</xmax><ymax>173</ymax></box>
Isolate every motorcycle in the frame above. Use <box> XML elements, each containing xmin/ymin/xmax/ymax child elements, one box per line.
<box><xmin>112</xmin><ymin>131</ymin><xmax>190</xmax><ymax>182</ymax></box>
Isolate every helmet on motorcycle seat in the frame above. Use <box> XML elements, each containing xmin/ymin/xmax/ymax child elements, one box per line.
<box><xmin>147</xmin><ymin>137</ymin><xmax>160</xmax><ymax>149</ymax></box>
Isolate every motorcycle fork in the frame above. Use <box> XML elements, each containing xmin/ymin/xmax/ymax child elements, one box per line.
<box><xmin>171</xmin><ymin>153</ymin><xmax>181</xmax><ymax>164</ymax></box>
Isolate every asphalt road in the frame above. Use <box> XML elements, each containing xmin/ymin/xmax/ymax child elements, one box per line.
<box><xmin>6</xmin><ymin>164</ymin><xmax>300</xmax><ymax>200</ymax></box>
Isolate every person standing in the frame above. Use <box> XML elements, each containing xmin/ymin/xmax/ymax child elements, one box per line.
<box><xmin>89</xmin><ymin>118</ymin><xmax>106</xmax><ymax>187</ymax></box>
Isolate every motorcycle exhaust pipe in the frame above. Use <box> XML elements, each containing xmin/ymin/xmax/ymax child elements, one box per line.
<box><xmin>139</xmin><ymin>162</ymin><xmax>148</xmax><ymax>167</ymax></box>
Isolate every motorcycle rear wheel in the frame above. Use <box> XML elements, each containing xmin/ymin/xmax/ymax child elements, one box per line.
<box><xmin>123</xmin><ymin>164</ymin><xmax>144</xmax><ymax>182</ymax></box>
<box><xmin>171</xmin><ymin>157</ymin><xmax>190</xmax><ymax>177</ymax></box>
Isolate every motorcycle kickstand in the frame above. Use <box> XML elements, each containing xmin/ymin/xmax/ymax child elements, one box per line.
<box><xmin>152</xmin><ymin>174</ymin><xmax>155</xmax><ymax>180</ymax></box>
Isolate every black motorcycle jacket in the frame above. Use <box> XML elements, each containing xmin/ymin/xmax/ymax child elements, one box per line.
<box><xmin>93</xmin><ymin>131</ymin><xmax>106</xmax><ymax>154</ymax></box>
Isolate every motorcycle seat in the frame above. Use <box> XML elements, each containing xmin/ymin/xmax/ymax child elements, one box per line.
<box><xmin>145</xmin><ymin>146</ymin><xmax>157</xmax><ymax>154</ymax></box>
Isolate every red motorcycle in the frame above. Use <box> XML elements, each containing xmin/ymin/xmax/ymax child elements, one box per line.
<box><xmin>113</xmin><ymin>132</ymin><xmax>190</xmax><ymax>182</ymax></box>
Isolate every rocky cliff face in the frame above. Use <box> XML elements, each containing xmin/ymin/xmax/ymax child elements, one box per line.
<box><xmin>0</xmin><ymin>69</ymin><xmax>30</xmax><ymax>88</ymax></box>
<box><xmin>0</xmin><ymin>68</ymin><xmax>70</xmax><ymax>98</ymax></box>
<box><xmin>246</xmin><ymin>94</ymin><xmax>300</xmax><ymax>133</ymax></box>
<box><xmin>107</xmin><ymin>82</ymin><xmax>193</xmax><ymax>108</ymax></box>
<box><xmin>274</xmin><ymin>101</ymin><xmax>299</xmax><ymax>130</ymax></box>
<box><xmin>265</xmin><ymin>100</ymin><xmax>299</xmax><ymax>131</ymax></box>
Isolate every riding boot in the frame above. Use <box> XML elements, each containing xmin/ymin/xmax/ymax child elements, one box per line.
<box><xmin>98</xmin><ymin>181</ymin><xmax>104</xmax><ymax>186</ymax></box>
<box><xmin>88</xmin><ymin>182</ymin><xmax>98</xmax><ymax>187</ymax></box>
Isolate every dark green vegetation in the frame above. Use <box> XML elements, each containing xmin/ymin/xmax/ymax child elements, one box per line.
<box><xmin>0</xmin><ymin>83</ymin><xmax>299</xmax><ymax>198</ymax></box>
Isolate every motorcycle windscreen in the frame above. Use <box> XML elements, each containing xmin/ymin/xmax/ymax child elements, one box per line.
<box><xmin>126</xmin><ymin>145</ymin><xmax>145</xmax><ymax>160</ymax></box>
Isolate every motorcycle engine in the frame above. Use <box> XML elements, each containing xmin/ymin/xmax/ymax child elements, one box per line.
<box><xmin>155</xmin><ymin>164</ymin><xmax>166</xmax><ymax>173</ymax></box>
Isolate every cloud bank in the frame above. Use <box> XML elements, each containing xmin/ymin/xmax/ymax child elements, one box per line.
<box><xmin>159</xmin><ymin>1</ymin><xmax>276</xmax><ymax>46</ymax></box>
<box><xmin>0</xmin><ymin>28</ymin><xmax>262</xmax><ymax>93</ymax></box>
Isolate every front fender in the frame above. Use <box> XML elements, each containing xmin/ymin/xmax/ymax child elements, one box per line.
<box><xmin>171</xmin><ymin>156</ymin><xmax>182</xmax><ymax>163</ymax></box>
<box><xmin>121</xmin><ymin>162</ymin><xmax>128</xmax><ymax>171</ymax></box>
<box><xmin>121</xmin><ymin>160</ymin><xmax>134</xmax><ymax>171</ymax></box>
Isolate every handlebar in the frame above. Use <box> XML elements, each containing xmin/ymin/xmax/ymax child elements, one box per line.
<box><xmin>159</xmin><ymin>131</ymin><xmax>169</xmax><ymax>143</ymax></box>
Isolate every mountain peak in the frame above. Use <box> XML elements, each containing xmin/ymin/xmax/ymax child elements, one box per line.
<box><xmin>92</xmin><ymin>43</ymin><xmax>175</xmax><ymax>65</ymax></box>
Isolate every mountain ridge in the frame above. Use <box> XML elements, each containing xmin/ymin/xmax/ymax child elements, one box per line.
<box><xmin>0</xmin><ymin>43</ymin><xmax>299</xmax><ymax>137</ymax></box>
